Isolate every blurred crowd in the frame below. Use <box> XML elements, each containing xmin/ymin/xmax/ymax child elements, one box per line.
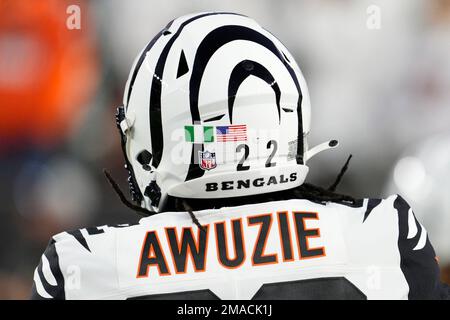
<box><xmin>0</xmin><ymin>0</ymin><xmax>449</xmax><ymax>299</ymax></box>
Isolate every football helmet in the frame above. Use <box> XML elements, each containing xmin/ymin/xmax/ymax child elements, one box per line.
<box><xmin>117</xmin><ymin>12</ymin><xmax>337</xmax><ymax>212</ymax></box>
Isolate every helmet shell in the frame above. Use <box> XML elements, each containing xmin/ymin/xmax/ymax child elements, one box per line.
<box><xmin>120</xmin><ymin>12</ymin><xmax>311</xmax><ymax>211</ymax></box>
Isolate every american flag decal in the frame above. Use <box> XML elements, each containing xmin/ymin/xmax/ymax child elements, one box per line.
<box><xmin>216</xmin><ymin>125</ymin><xmax>247</xmax><ymax>142</ymax></box>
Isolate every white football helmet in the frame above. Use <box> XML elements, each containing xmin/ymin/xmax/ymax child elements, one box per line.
<box><xmin>117</xmin><ymin>12</ymin><xmax>337</xmax><ymax>212</ymax></box>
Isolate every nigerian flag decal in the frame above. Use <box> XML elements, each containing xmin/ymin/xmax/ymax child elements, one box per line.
<box><xmin>184</xmin><ymin>125</ymin><xmax>214</xmax><ymax>143</ymax></box>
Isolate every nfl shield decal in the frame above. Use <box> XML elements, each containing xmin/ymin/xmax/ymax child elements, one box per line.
<box><xmin>198</xmin><ymin>150</ymin><xmax>217</xmax><ymax>171</ymax></box>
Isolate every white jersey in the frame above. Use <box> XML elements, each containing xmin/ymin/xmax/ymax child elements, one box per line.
<box><xmin>31</xmin><ymin>194</ymin><xmax>449</xmax><ymax>300</ymax></box>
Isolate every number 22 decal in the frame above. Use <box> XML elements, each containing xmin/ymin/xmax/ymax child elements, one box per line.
<box><xmin>236</xmin><ymin>140</ymin><xmax>278</xmax><ymax>171</ymax></box>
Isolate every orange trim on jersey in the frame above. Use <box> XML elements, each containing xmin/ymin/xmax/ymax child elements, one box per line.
<box><xmin>247</xmin><ymin>213</ymin><xmax>279</xmax><ymax>266</ymax></box>
<box><xmin>136</xmin><ymin>230</ymin><xmax>171</xmax><ymax>278</ymax></box>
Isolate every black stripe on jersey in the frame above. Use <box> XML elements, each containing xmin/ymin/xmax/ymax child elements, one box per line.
<box><xmin>228</xmin><ymin>60</ymin><xmax>281</xmax><ymax>124</ymax></box>
<box><xmin>66</xmin><ymin>224</ymin><xmax>139</xmax><ymax>253</ymax></box>
<box><xmin>67</xmin><ymin>229</ymin><xmax>91</xmax><ymax>252</ymax></box>
<box><xmin>362</xmin><ymin>198</ymin><xmax>382</xmax><ymax>222</ymax></box>
<box><xmin>394</xmin><ymin>195</ymin><xmax>442</xmax><ymax>299</ymax></box>
<box><xmin>31</xmin><ymin>239</ymin><xmax>65</xmax><ymax>300</ymax></box>
<box><xmin>149</xmin><ymin>12</ymin><xmax>244</xmax><ymax>169</ymax></box>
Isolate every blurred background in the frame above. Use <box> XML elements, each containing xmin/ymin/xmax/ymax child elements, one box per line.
<box><xmin>0</xmin><ymin>0</ymin><xmax>449</xmax><ymax>298</ymax></box>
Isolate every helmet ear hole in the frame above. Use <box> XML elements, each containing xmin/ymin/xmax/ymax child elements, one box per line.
<box><xmin>136</xmin><ymin>150</ymin><xmax>153</xmax><ymax>171</ymax></box>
